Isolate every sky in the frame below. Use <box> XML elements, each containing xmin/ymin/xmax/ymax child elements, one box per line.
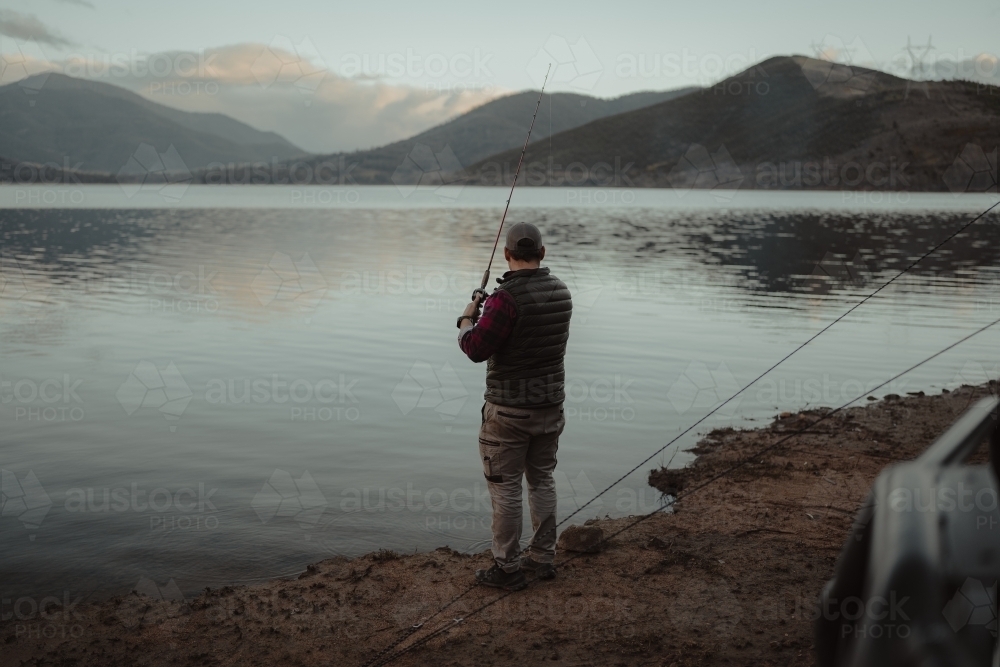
<box><xmin>2</xmin><ymin>0</ymin><xmax>998</xmax><ymax>152</ymax></box>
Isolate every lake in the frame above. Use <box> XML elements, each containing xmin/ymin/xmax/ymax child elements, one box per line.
<box><xmin>1</xmin><ymin>185</ymin><xmax>998</xmax><ymax>604</ymax></box>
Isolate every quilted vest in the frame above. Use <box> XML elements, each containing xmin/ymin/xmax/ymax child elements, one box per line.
<box><xmin>485</xmin><ymin>267</ymin><xmax>572</xmax><ymax>407</ymax></box>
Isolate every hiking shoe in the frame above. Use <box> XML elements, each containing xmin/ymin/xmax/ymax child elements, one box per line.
<box><xmin>519</xmin><ymin>556</ymin><xmax>556</xmax><ymax>580</ymax></box>
<box><xmin>474</xmin><ymin>563</ymin><xmax>528</xmax><ymax>591</ymax></box>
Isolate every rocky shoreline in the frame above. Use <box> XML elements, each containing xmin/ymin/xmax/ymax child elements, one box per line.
<box><xmin>3</xmin><ymin>383</ymin><xmax>996</xmax><ymax>667</ymax></box>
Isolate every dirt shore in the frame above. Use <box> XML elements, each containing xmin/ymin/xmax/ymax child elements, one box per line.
<box><xmin>3</xmin><ymin>383</ymin><xmax>996</xmax><ymax>667</ymax></box>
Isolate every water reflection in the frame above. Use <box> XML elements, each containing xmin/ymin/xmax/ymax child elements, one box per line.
<box><xmin>1</xmin><ymin>195</ymin><xmax>998</xmax><ymax>602</ymax></box>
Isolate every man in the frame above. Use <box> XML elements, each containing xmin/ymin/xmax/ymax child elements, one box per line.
<box><xmin>456</xmin><ymin>222</ymin><xmax>572</xmax><ymax>591</ymax></box>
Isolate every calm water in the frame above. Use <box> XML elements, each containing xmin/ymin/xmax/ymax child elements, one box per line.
<box><xmin>2</xmin><ymin>185</ymin><xmax>999</xmax><ymax>604</ymax></box>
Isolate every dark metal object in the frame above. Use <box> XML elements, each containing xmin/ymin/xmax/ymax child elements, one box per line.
<box><xmin>817</xmin><ymin>396</ymin><xmax>1000</xmax><ymax>667</ymax></box>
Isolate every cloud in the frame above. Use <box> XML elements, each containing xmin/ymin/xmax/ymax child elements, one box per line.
<box><xmin>51</xmin><ymin>43</ymin><xmax>502</xmax><ymax>154</ymax></box>
<box><xmin>51</xmin><ymin>0</ymin><xmax>96</xmax><ymax>7</ymax></box>
<box><xmin>0</xmin><ymin>9</ymin><xmax>76</xmax><ymax>48</ymax></box>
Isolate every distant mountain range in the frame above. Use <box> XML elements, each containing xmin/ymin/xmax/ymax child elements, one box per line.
<box><xmin>0</xmin><ymin>75</ymin><xmax>695</xmax><ymax>181</ymax></box>
<box><xmin>287</xmin><ymin>88</ymin><xmax>699</xmax><ymax>185</ymax></box>
<box><xmin>463</xmin><ymin>55</ymin><xmax>1000</xmax><ymax>192</ymax></box>
<box><xmin>0</xmin><ymin>73</ymin><xmax>306</xmax><ymax>172</ymax></box>
<box><xmin>3</xmin><ymin>57</ymin><xmax>997</xmax><ymax>193</ymax></box>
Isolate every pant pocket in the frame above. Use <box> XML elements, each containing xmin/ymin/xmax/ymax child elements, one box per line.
<box><xmin>479</xmin><ymin>439</ymin><xmax>503</xmax><ymax>483</ymax></box>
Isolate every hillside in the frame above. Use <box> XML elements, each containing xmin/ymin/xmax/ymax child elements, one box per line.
<box><xmin>0</xmin><ymin>73</ymin><xmax>306</xmax><ymax>172</ymax></box>
<box><xmin>287</xmin><ymin>87</ymin><xmax>698</xmax><ymax>185</ymax></box>
<box><xmin>463</xmin><ymin>55</ymin><xmax>1000</xmax><ymax>193</ymax></box>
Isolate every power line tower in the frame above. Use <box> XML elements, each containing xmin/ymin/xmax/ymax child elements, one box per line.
<box><xmin>904</xmin><ymin>35</ymin><xmax>934</xmax><ymax>99</ymax></box>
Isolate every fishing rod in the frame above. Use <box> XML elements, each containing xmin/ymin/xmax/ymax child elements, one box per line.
<box><xmin>470</xmin><ymin>63</ymin><xmax>551</xmax><ymax>311</ymax></box>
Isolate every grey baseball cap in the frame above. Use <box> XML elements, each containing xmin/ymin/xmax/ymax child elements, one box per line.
<box><xmin>505</xmin><ymin>222</ymin><xmax>543</xmax><ymax>251</ymax></box>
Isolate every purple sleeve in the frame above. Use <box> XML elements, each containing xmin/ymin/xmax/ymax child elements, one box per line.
<box><xmin>458</xmin><ymin>290</ymin><xmax>517</xmax><ymax>363</ymax></box>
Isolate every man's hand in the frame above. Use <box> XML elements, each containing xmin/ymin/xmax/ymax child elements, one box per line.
<box><xmin>458</xmin><ymin>294</ymin><xmax>482</xmax><ymax>328</ymax></box>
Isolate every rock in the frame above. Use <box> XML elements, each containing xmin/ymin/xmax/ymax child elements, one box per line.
<box><xmin>885</xmin><ymin>394</ymin><xmax>900</xmax><ymax>401</ymax></box>
<box><xmin>558</xmin><ymin>525</ymin><xmax>604</xmax><ymax>553</ymax></box>
<box><xmin>779</xmin><ymin>412</ymin><xmax>793</xmax><ymax>419</ymax></box>
<box><xmin>646</xmin><ymin>536</ymin><xmax>670</xmax><ymax>549</ymax></box>
<box><xmin>648</xmin><ymin>468</ymin><xmax>686</xmax><ymax>496</ymax></box>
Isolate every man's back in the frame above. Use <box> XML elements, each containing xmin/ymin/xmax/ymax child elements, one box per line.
<box><xmin>486</xmin><ymin>267</ymin><xmax>572</xmax><ymax>407</ymax></box>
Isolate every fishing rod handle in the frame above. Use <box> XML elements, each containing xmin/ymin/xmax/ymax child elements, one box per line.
<box><xmin>470</xmin><ymin>267</ymin><xmax>489</xmax><ymax>301</ymax></box>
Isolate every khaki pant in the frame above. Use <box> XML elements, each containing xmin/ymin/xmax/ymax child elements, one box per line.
<box><xmin>478</xmin><ymin>401</ymin><xmax>565</xmax><ymax>571</ymax></box>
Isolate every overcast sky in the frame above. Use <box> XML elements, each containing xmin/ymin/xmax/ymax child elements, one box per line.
<box><xmin>2</xmin><ymin>0</ymin><xmax>997</xmax><ymax>151</ymax></box>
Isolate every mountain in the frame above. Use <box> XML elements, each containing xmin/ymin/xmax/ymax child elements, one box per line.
<box><xmin>463</xmin><ymin>55</ymin><xmax>1000</xmax><ymax>193</ymax></box>
<box><xmin>0</xmin><ymin>73</ymin><xmax>306</xmax><ymax>173</ymax></box>
<box><xmin>283</xmin><ymin>87</ymin><xmax>699</xmax><ymax>185</ymax></box>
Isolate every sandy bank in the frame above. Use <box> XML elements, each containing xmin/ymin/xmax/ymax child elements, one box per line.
<box><xmin>3</xmin><ymin>382</ymin><xmax>996</xmax><ymax>667</ymax></box>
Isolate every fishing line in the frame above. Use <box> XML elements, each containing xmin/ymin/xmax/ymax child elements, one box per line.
<box><xmin>360</xmin><ymin>197</ymin><xmax>999</xmax><ymax>665</ymax></box>
<box><xmin>472</xmin><ymin>64</ymin><xmax>551</xmax><ymax>306</ymax></box>
<box><xmin>365</xmin><ymin>312</ymin><xmax>1000</xmax><ymax>667</ymax></box>
<box><xmin>545</xmin><ymin>197</ymin><xmax>1000</xmax><ymax>535</ymax></box>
